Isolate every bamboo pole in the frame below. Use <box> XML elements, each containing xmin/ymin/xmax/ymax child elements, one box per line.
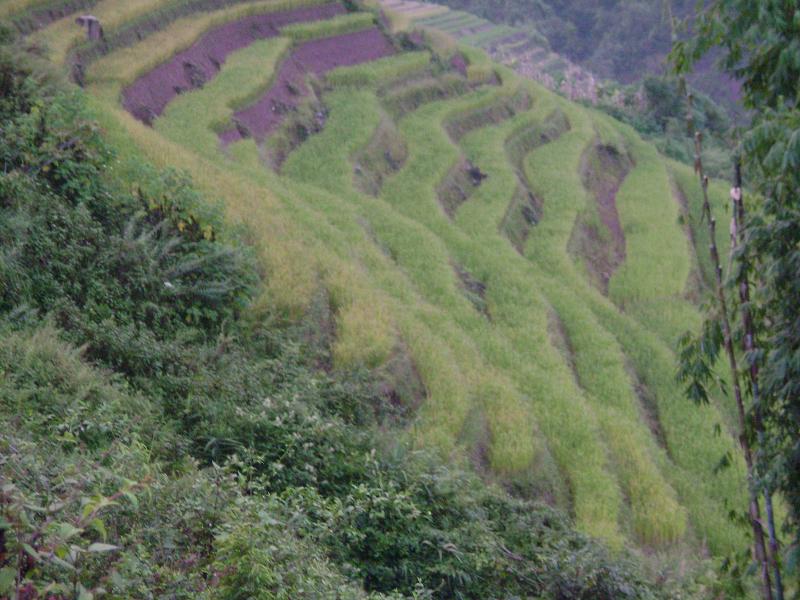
<box><xmin>686</xmin><ymin>90</ymin><xmax>773</xmax><ymax>600</ymax></box>
<box><xmin>731</xmin><ymin>160</ymin><xmax>784</xmax><ymax>600</ymax></box>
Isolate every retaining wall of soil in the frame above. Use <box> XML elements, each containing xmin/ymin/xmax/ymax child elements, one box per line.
<box><xmin>437</xmin><ymin>157</ymin><xmax>486</xmax><ymax>219</ymax></box>
<box><xmin>444</xmin><ymin>88</ymin><xmax>531</xmax><ymax>141</ymax></box>
<box><xmin>121</xmin><ymin>3</ymin><xmax>345</xmax><ymax>125</ymax></box>
<box><xmin>499</xmin><ymin>109</ymin><xmax>570</xmax><ymax>253</ymax></box>
<box><xmin>223</xmin><ymin>27</ymin><xmax>395</xmax><ymax>144</ymax></box>
<box><xmin>573</xmin><ymin>141</ymin><xmax>634</xmax><ymax>293</ymax></box>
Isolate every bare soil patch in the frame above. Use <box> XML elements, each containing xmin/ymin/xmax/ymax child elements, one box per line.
<box><xmin>499</xmin><ymin>184</ymin><xmax>541</xmax><ymax>254</ymax></box>
<box><xmin>505</xmin><ymin>109</ymin><xmax>570</xmax><ymax>171</ymax></box>
<box><xmin>574</xmin><ymin>141</ymin><xmax>633</xmax><ymax>292</ymax></box>
<box><xmin>452</xmin><ymin>262</ymin><xmax>489</xmax><ymax>318</ymax></box>
<box><xmin>374</xmin><ymin>343</ymin><xmax>427</xmax><ymax>421</ymax></box>
<box><xmin>223</xmin><ymin>27</ymin><xmax>395</xmax><ymax>144</ymax></box>
<box><xmin>122</xmin><ymin>3</ymin><xmax>345</xmax><ymax>125</ymax></box>
<box><xmin>382</xmin><ymin>73</ymin><xmax>472</xmax><ymax>120</ymax></box>
<box><xmin>625</xmin><ymin>359</ymin><xmax>669</xmax><ymax>453</ymax></box>
<box><xmin>671</xmin><ymin>176</ymin><xmax>705</xmax><ymax>302</ymax></box>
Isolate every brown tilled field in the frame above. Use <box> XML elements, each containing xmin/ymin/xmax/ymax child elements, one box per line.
<box><xmin>223</xmin><ymin>27</ymin><xmax>395</xmax><ymax>144</ymax></box>
<box><xmin>122</xmin><ymin>3</ymin><xmax>345</xmax><ymax>124</ymax></box>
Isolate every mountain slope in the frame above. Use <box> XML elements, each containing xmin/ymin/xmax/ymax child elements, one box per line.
<box><xmin>9</xmin><ymin>0</ymin><xmax>746</xmax><ymax>560</ymax></box>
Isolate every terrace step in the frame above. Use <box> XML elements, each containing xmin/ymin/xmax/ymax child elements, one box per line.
<box><xmin>223</xmin><ymin>27</ymin><xmax>396</xmax><ymax>146</ymax></box>
<box><xmin>122</xmin><ymin>3</ymin><xmax>345</xmax><ymax>124</ymax></box>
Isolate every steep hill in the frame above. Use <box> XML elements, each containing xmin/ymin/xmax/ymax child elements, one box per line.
<box><xmin>425</xmin><ymin>0</ymin><xmax>742</xmax><ymax>114</ymax></box>
<box><xmin>2</xmin><ymin>0</ymin><xmax>750</xmax><ymax>589</ymax></box>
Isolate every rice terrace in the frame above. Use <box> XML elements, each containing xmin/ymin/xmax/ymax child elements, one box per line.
<box><xmin>2</xmin><ymin>0</ymin><xmax>796</xmax><ymax>597</ymax></box>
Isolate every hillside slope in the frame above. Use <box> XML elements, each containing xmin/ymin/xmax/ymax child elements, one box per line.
<box><xmin>5</xmin><ymin>0</ymin><xmax>746</xmax><ymax>569</ymax></box>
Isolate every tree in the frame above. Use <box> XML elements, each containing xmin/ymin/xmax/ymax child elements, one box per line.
<box><xmin>671</xmin><ymin>0</ymin><xmax>800</xmax><ymax>593</ymax></box>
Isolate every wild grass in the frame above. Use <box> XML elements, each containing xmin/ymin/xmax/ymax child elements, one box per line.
<box><xmin>0</xmin><ymin>0</ymin><xmax>38</xmax><ymax>18</ymax></box>
<box><xmin>0</xmin><ymin>0</ymin><xmax>70</xmax><ymax>19</ymax></box>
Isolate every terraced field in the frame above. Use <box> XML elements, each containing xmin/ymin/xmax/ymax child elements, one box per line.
<box><xmin>12</xmin><ymin>0</ymin><xmax>748</xmax><ymax>556</ymax></box>
<box><xmin>380</xmin><ymin>0</ymin><xmax>600</xmax><ymax>102</ymax></box>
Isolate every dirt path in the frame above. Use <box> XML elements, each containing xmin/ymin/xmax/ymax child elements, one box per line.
<box><xmin>221</xmin><ymin>27</ymin><xmax>395</xmax><ymax>144</ymax></box>
<box><xmin>122</xmin><ymin>3</ymin><xmax>345</xmax><ymax>124</ymax></box>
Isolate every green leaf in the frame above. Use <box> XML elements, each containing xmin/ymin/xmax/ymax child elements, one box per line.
<box><xmin>77</xmin><ymin>584</ymin><xmax>94</xmax><ymax>600</ymax></box>
<box><xmin>89</xmin><ymin>518</ymin><xmax>107</xmax><ymax>540</ymax></box>
<box><xmin>0</xmin><ymin>567</ymin><xmax>16</xmax><ymax>594</ymax></box>
<box><xmin>22</xmin><ymin>543</ymin><xmax>40</xmax><ymax>560</ymax></box>
<box><xmin>56</xmin><ymin>522</ymin><xmax>83</xmax><ymax>540</ymax></box>
<box><xmin>49</xmin><ymin>554</ymin><xmax>78</xmax><ymax>572</ymax></box>
<box><xmin>122</xmin><ymin>491</ymin><xmax>139</xmax><ymax>510</ymax></box>
<box><xmin>87</xmin><ymin>543</ymin><xmax>119</xmax><ymax>553</ymax></box>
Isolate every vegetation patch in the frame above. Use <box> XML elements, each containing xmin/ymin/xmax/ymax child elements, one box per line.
<box><xmin>452</xmin><ymin>262</ymin><xmax>489</xmax><ymax>318</ymax></box>
<box><xmin>444</xmin><ymin>87</ymin><xmax>531</xmax><ymax>141</ymax></box>
<box><xmin>352</xmin><ymin>114</ymin><xmax>408</xmax><ymax>196</ymax></box>
<box><xmin>27</xmin><ymin>0</ymin><xmax>762</xmax><ymax>577</ymax></box>
<box><xmin>436</xmin><ymin>156</ymin><xmax>486</xmax><ymax>218</ymax></box>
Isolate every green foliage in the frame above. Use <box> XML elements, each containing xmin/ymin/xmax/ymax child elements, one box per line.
<box><xmin>671</xmin><ymin>0</ymin><xmax>800</xmax><ymax>577</ymax></box>
<box><xmin>0</xmin><ymin>37</ymin><xmax>703</xmax><ymax>600</ymax></box>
